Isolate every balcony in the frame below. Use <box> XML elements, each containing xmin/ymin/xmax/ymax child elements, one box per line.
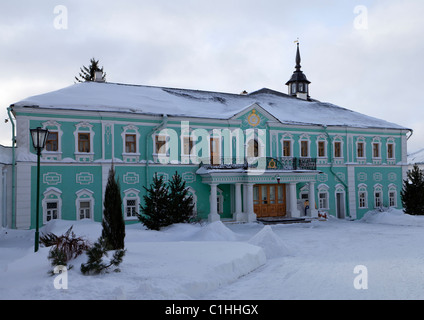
<box><xmin>199</xmin><ymin>157</ymin><xmax>317</xmax><ymax>171</ymax></box>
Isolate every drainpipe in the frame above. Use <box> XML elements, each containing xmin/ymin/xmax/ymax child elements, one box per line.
<box><xmin>7</xmin><ymin>106</ymin><xmax>16</xmax><ymax>229</ymax></box>
<box><xmin>321</xmin><ymin>125</ymin><xmax>350</xmax><ymax>218</ymax></box>
<box><xmin>145</xmin><ymin>114</ymin><xmax>168</xmax><ymax>187</ymax></box>
<box><xmin>2</xmin><ymin>167</ymin><xmax>7</xmax><ymax>227</ymax></box>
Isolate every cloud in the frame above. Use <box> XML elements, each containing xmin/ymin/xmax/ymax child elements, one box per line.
<box><xmin>0</xmin><ymin>0</ymin><xmax>423</xmax><ymax>152</ymax></box>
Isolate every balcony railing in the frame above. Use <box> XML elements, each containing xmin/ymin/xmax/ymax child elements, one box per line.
<box><xmin>200</xmin><ymin>157</ymin><xmax>317</xmax><ymax>171</ymax></box>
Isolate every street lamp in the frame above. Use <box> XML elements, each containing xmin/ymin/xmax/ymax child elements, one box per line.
<box><xmin>30</xmin><ymin>127</ymin><xmax>49</xmax><ymax>252</ymax></box>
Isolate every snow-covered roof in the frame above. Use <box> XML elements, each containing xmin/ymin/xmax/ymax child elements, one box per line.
<box><xmin>12</xmin><ymin>82</ymin><xmax>408</xmax><ymax>130</ymax></box>
<box><xmin>408</xmin><ymin>148</ymin><xmax>424</xmax><ymax>164</ymax></box>
<box><xmin>0</xmin><ymin>145</ymin><xmax>12</xmax><ymax>165</ymax></box>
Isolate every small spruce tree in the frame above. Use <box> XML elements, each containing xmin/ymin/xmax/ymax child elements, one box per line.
<box><xmin>168</xmin><ymin>171</ymin><xmax>194</xmax><ymax>223</ymax></box>
<box><xmin>401</xmin><ymin>164</ymin><xmax>424</xmax><ymax>215</ymax></box>
<box><xmin>101</xmin><ymin>165</ymin><xmax>125</xmax><ymax>250</ymax></box>
<box><xmin>138</xmin><ymin>174</ymin><xmax>170</xmax><ymax>230</ymax></box>
<box><xmin>75</xmin><ymin>57</ymin><xmax>106</xmax><ymax>83</ymax></box>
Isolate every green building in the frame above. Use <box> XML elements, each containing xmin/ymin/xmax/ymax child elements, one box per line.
<box><xmin>2</xmin><ymin>47</ymin><xmax>412</xmax><ymax>229</ymax></box>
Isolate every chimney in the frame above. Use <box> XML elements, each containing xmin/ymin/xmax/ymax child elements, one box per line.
<box><xmin>94</xmin><ymin>71</ymin><xmax>105</xmax><ymax>82</ymax></box>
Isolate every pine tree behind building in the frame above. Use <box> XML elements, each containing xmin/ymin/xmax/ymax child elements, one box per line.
<box><xmin>75</xmin><ymin>57</ymin><xmax>106</xmax><ymax>83</ymax></box>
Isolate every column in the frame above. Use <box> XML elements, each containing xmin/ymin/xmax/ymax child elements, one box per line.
<box><xmin>208</xmin><ymin>183</ymin><xmax>220</xmax><ymax>222</ymax></box>
<box><xmin>289</xmin><ymin>182</ymin><xmax>300</xmax><ymax>218</ymax></box>
<box><xmin>308</xmin><ymin>181</ymin><xmax>318</xmax><ymax>218</ymax></box>
<box><xmin>245</xmin><ymin>183</ymin><xmax>257</xmax><ymax>222</ymax></box>
<box><xmin>233</xmin><ymin>183</ymin><xmax>245</xmax><ymax>222</ymax></box>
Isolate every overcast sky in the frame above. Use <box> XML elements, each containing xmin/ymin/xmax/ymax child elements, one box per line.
<box><xmin>1</xmin><ymin>0</ymin><xmax>423</xmax><ymax>153</ymax></box>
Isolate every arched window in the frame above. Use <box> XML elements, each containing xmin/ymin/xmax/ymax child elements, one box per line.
<box><xmin>388</xmin><ymin>184</ymin><xmax>397</xmax><ymax>207</ymax></box>
<box><xmin>123</xmin><ymin>188</ymin><xmax>140</xmax><ymax>220</ymax></box>
<box><xmin>358</xmin><ymin>184</ymin><xmax>368</xmax><ymax>209</ymax></box>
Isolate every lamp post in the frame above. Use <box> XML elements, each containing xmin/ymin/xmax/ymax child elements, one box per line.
<box><xmin>30</xmin><ymin>127</ymin><xmax>49</xmax><ymax>252</ymax></box>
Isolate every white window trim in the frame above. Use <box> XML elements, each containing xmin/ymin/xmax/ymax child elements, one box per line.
<box><xmin>386</xmin><ymin>137</ymin><xmax>396</xmax><ymax>163</ymax></box>
<box><xmin>333</xmin><ymin>136</ymin><xmax>344</xmax><ymax>159</ymax></box>
<box><xmin>316</xmin><ymin>134</ymin><xmax>328</xmax><ymax>159</ymax></box>
<box><xmin>74</xmin><ymin>122</ymin><xmax>95</xmax><ymax>162</ymax></box>
<box><xmin>372</xmin><ymin>137</ymin><xmax>382</xmax><ymax>160</ymax></box>
<box><xmin>388</xmin><ymin>183</ymin><xmax>397</xmax><ymax>207</ymax></box>
<box><xmin>41</xmin><ymin>120</ymin><xmax>63</xmax><ymax>160</ymax></box>
<box><xmin>123</xmin><ymin>188</ymin><xmax>140</xmax><ymax>220</ymax></box>
<box><xmin>121</xmin><ymin>125</ymin><xmax>141</xmax><ymax>162</ymax></box>
<box><xmin>357</xmin><ymin>183</ymin><xmax>368</xmax><ymax>209</ymax></box>
<box><xmin>356</xmin><ymin>137</ymin><xmax>366</xmax><ymax>162</ymax></box>
<box><xmin>42</xmin><ymin>187</ymin><xmax>62</xmax><ymax>224</ymax></box>
<box><xmin>317</xmin><ymin>184</ymin><xmax>329</xmax><ymax>210</ymax></box>
<box><xmin>281</xmin><ymin>133</ymin><xmax>294</xmax><ymax>158</ymax></box>
<box><xmin>298</xmin><ymin>133</ymin><xmax>311</xmax><ymax>158</ymax></box>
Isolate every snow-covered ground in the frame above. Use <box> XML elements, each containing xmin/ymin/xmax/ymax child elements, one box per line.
<box><xmin>2</xmin><ymin>208</ymin><xmax>424</xmax><ymax>300</ymax></box>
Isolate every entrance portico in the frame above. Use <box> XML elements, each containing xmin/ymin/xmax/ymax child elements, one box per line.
<box><xmin>197</xmin><ymin>166</ymin><xmax>319</xmax><ymax>223</ymax></box>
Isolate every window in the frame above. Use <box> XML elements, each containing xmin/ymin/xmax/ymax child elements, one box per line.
<box><xmin>357</xmin><ymin>142</ymin><xmax>365</xmax><ymax>158</ymax></box>
<box><xmin>247</xmin><ymin>139</ymin><xmax>259</xmax><ymax>157</ymax></box>
<box><xmin>210</xmin><ymin>137</ymin><xmax>221</xmax><ymax>165</ymax></box>
<box><xmin>74</xmin><ymin>122</ymin><xmax>95</xmax><ymax>161</ymax></box>
<box><xmin>78</xmin><ymin>133</ymin><xmax>90</xmax><ymax>153</ymax></box>
<box><xmin>389</xmin><ymin>192</ymin><xmax>396</xmax><ymax>207</ymax></box>
<box><xmin>387</xmin><ymin>143</ymin><xmax>394</xmax><ymax>159</ymax></box>
<box><xmin>359</xmin><ymin>192</ymin><xmax>367</xmax><ymax>208</ymax></box>
<box><xmin>46</xmin><ymin>132</ymin><xmax>58</xmax><ymax>152</ymax></box>
<box><xmin>123</xmin><ymin>189</ymin><xmax>140</xmax><ymax>220</ymax></box>
<box><xmin>318</xmin><ymin>141</ymin><xmax>326</xmax><ymax>157</ymax></box>
<box><xmin>125</xmin><ymin>134</ymin><xmax>136</xmax><ymax>153</ymax></box>
<box><xmin>388</xmin><ymin>184</ymin><xmax>397</xmax><ymax>207</ymax></box>
<box><xmin>358</xmin><ymin>184</ymin><xmax>368</xmax><ymax>209</ymax></box>
<box><xmin>373</xmin><ymin>143</ymin><xmax>380</xmax><ymax>158</ymax></box>
<box><xmin>283</xmin><ymin>140</ymin><xmax>291</xmax><ymax>157</ymax></box>
<box><xmin>121</xmin><ymin>125</ymin><xmax>141</xmax><ymax>162</ymax></box>
<box><xmin>334</xmin><ymin>142</ymin><xmax>342</xmax><ymax>158</ymax></box>
<box><xmin>76</xmin><ymin>189</ymin><xmax>94</xmax><ymax>220</ymax></box>
<box><xmin>301</xmin><ymin>141</ymin><xmax>308</xmax><ymax>157</ymax></box>
<box><xmin>374</xmin><ymin>192</ymin><xmax>382</xmax><ymax>208</ymax></box>
<box><xmin>291</xmin><ymin>83</ymin><xmax>296</xmax><ymax>94</ymax></box>
<box><xmin>79</xmin><ymin>201</ymin><xmax>91</xmax><ymax>219</ymax></box>
<box><xmin>126</xmin><ymin>199</ymin><xmax>137</xmax><ymax>218</ymax></box>
<box><xmin>374</xmin><ymin>184</ymin><xmax>383</xmax><ymax>208</ymax></box>
<box><xmin>319</xmin><ymin>192</ymin><xmax>328</xmax><ymax>209</ymax></box>
<box><xmin>183</xmin><ymin>136</ymin><xmax>194</xmax><ymax>156</ymax></box>
<box><xmin>46</xmin><ymin>202</ymin><xmax>58</xmax><ymax>222</ymax></box>
<box><xmin>42</xmin><ymin>120</ymin><xmax>63</xmax><ymax>160</ymax></box>
<box><xmin>42</xmin><ymin>187</ymin><xmax>62</xmax><ymax>223</ymax></box>
<box><xmin>155</xmin><ymin>135</ymin><xmax>167</xmax><ymax>154</ymax></box>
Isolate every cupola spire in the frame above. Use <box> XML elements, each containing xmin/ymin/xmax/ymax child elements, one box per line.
<box><xmin>285</xmin><ymin>41</ymin><xmax>311</xmax><ymax>100</ymax></box>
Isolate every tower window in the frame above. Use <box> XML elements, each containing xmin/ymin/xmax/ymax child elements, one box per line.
<box><xmin>291</xmin><ymin>84</ymin><xmax>296</xmax><ymax>94</ymax></box>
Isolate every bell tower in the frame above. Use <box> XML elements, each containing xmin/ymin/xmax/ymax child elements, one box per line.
<box><xmin>285</xmin><ymin>42</ymin><xmax>311</xmax><ymax>100</ymax></box>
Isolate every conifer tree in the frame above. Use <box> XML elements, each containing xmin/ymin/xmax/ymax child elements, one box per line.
<box><xmin>168</xmin><ymin>171</ymin><xmax>194</xmax><ymax>223</ymax></box>
<box><xmin>75</xmin><ymin>57</ymin><xmax>106</xmax><ymax>82</ymax></box>
<box><xmin>101</xmin><ymin>165</ymin><xmax>125</xmax><ymax>250</ymax></box>
<box><xmin>138</xmin><ymin>174</ymin><xmax>170</xmax><ymax>230</ymax></box>
<box><xmin>401</xmin><ymin>164</ymin><xmax>424</xmax><ymax>215</ymax></box>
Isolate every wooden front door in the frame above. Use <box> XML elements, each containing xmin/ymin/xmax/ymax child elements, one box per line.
<box><xmin>253</xmin><ymin>184</ymin><xmax>286</xmax><ymax>217</ymax></box>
